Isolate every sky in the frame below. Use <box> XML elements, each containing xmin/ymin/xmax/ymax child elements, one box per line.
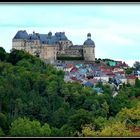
<box><xmin>0</xmin><ymin>3</ymin><xmax>140</xmax><ymax>66</ymax></box>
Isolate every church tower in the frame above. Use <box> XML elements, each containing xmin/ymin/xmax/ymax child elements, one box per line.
<box><xmin>83</xmin><ymin>33</ymin><xmax>95</xmax><ymax>61</ymax></box>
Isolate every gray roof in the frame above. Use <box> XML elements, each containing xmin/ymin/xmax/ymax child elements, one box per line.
<box><xmin>28</xmin><ymin>33</ymin><xmax>39</xmax><ymax>40</ymax></box>
<box><xmin>13</xmin><ymin>30</ymin><xmax>28</xmax><ymax>39</ymax></box>
<box><xmin>55</xmin><ymin>32</ymin><xmax>68</xmax><ymax>40</ymax></box>
<box><xmin>38</xmin><ymin>34</ymin><xmax>48</xmax><ymax>44</ymax></box>
<box><xmin>13</xmin><ymin>30</ymin><xmax>69</xmax><ymax>45</ymax></box>
<box><xmin>83</xmin><ymin>38</ymin><xmax>95</xmax><ymax>46</ymax></box>
<box><xmin>83</xmin><ymin>33</ymin><xmax>95</xmax><ymax>46</ymax></box>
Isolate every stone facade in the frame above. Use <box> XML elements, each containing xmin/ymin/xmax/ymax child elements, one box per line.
<box><xmin>12</xmin><ymin>30</ymin><xmax>95</xmax><ymax>63</ymax></box>
<box><xmin>83</xmin><ymin>46</ymin><xmax>95</xmax><ymax>61</ymax></box>
<box><xmin>83</xmin><ymin>33</ymin><xmax>95</xmax><ymax>61</ymax></box>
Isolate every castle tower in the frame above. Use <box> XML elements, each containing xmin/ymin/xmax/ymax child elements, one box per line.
<box><xmin>83</xmin><ymin>33</ymin><xmax>95</xmax><ymax>61</ymax></box>
<box><xmin>12</xmin><ymin>30</ymin><xmax>28</xmax><ymax>50</ymax></box>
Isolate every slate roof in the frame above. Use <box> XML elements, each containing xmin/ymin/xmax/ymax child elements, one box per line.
<box><xmin>13</xmin><ymin>30</ymin><xmax>28</xmax><ymax>39</ymax></box>
<box><xmin>83</xmin><ymin>33</ymin><xmax>95</xmax><ymax>46</ymax></box>
<box><xmin>13</xmin><ymin>30</ymin><xmax>69</xmax><ymax>45</ymax></box>
<box><xmin>28</xmin><ymin>33</ymin><xmax>39</xmax><ymax>40</ymax></box>
<box><xmin>83</xmin><ymin>81</ymin><xmax>94</xmax><ymax>87</ymax></box>
<box><xmin>83</xmin><ymin>39</ymin><xmax>95</xmax><ymax>46</ymax></box>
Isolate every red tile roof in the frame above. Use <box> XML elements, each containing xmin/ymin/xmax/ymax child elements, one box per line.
<box><xmin>127</xmin><ymin>75</ymin><xmax>137</xmax><ymax>79</ymax></box>
<box><xmin>70</xmin><ymin>67</ymin><xmax>78</xmax><ymax>72</ymax></box>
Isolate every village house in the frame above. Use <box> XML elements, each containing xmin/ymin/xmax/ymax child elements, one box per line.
<box><xmin>127</xmin><ymin>75</ymin><xmax>137</xmax><ymax>85</ymax></box>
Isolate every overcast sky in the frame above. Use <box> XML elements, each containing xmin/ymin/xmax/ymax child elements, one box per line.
<box><xmin>0</xmin><ymin>3</ymin><xmax>140</xmax><ymax>66</ymax></box>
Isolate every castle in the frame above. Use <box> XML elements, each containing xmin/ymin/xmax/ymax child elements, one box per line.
<box><xmin>12</xmin><ymin>30</ymin><xmax>95</xmax><ymax>63</ymax></box>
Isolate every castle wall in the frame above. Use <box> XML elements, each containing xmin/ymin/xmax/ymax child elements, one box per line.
<box><xmin>12</xmin><ymin>39</ymin><xmax>26</xmax><ymax>50</ymax></box>
<box><xmin>59</xmin><ymin>40</ymin><xmax>73</xmax><ymax>50</ymax></box>
<box><xmin>40</xmin><ymin>44</ymin><xmax>57</xmax><ymax>64</ymax></box>
<box><xmin>57</xmin><ymin>48</ymin><xmax>83</xmax><ymax>57</ymax></box>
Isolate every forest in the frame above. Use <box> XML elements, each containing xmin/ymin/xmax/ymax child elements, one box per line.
<box><xmin>0</xmin><ymin>47</ymin><xmax>140</xmax><ymax>137</ymax></box>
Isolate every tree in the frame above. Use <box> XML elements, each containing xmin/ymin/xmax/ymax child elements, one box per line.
<box><xmin>95</xmin><ymin>60</ymin><xmax>100</xmax><ymax>64</ymax></box>
<box><xmin>7</xmin><ymin>49</ymin><xmax>25</xmax><ymax>65</ymax></box>
<box><xmin>41</xmin><ymin>123</ymin><xmax>51</xmax><ymax>137</ymax></box>
<box><xmin>79</xmin><ymin>124</ymin><xmax>97</xmax><ymax>137</ymax></box>
<box><xmin>60</xmin><ymin>124</ymin><xmax>76</xmax><ymax>137</ymax></box>
<box><xmin>98</xmin><ymin>121</ymin><xmax>132</xmax><ymax>137</ymax></box>
<box><xmin>10</xmin><ymin>117</ymin><xmax>51</xmax><ymax>137</ymax></box>
<box><xmin>116</xmin><ymin>102</ymin><xmax>140</xmax><ymax>124</ymax></box>
<box><xmin>93</xmin><ymin>116</ymin><xmax>108</xmax><ymax>131</ymax></box>
<box><xmin>0</xmin><ymin>128</ymin><xmax>4</xmax><ymax>136</ymax></box>
<box><xmin>135</xmin><ymin>78</ymin><xmax>140</xmax><ymax>88</ymax></box>
<box><xmin>0</xmin><ymin>113</ymin><xmax>8</xmax><ymax>133</ymax></box>
<box><xmin>0</xmin><ymin>47</ymin><xmax>6</xmax><ymax>61</ymax></box>
<box><xmin>133</xmin><ymin>61</ymin><xmax>140</xmax><ymax>71</ymax></box>
<box><xmin>50</xmin><ymin>127</ymin><xmax>63</xmax><ymax>137</ymax></box>
<box><xmin>68</xmin><ymin>109</ymin><xmax>93</xmax><ymax>132</ymax></box>
<box><xmin>125</xmin><ymin>67</ymin><xmax>133</xmax><ymax>75</ymax></box>
<box><xmin>51</xmin><ymin>107</ymin><xmax>68</xmax><ymax>128</ymax></box>
<box><xmin>108</xmin><ymin>91</ymin><xmax>132</xmax><ymax>116</ymax></box>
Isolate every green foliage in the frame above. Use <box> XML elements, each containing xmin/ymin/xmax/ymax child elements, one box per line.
<box><xmin>125</xmin><ymin>67</ymin><xmax>133</xmax><ymax>75</ymax></box>
<box><xmin>68</xmin><ymin>109</ymin><xmax>93</xmax><ymax>132</ymax></box>
<box><xmin>108</xmin><ymin>91</ymin><xmax>133</xmax><ymax>116</ymax></box>
<box><xmin>0</xmin><ymin>47</ymin><xmax>140</xmax><ymax>137</ymax></box>
<box><xmin>116</xmin><ymin>102</ymin><xmax>140</xmax><ymax>124</ymax></box>
<box><xmin>78</xmin><ymin>124</ymin><xmax>97</xmax><ymax>137</ymax></box>
<box><xmin>0</xmin><ymin>113</ymin><xmax>8</xmax><ymax>133</ymax></box>
<box><xmin>95</xmin><ymin>60</ymin><xmax>100</xmax><ymax>64</ymax></box>
<box><xmin>51</xmin><ymin>107</ymin><xmax>68</xmax><ymax>128</ymax></box>
<box><xmin>7</xmin><ymin>49</ymin><xmax>32</xmax><ymax>65</ymax></box>
<box><xmin>98</xmin><ymin>121</ymin><xmax>132</xmax><ymax>137</ymax></box>
<box><xmin>0</xmin><ymin>128</ymin><xmax>5</xmax><ymax>136</ymax></box>
<box><xmin>50</xmin><ymin>127</ymin><xmax>63</xmax><ymax>137</ymax></box>
<box><xmin>41</xmin><ymin>123</ymin><xmax>51</xmax><ymax>136</ymax></box>
<box><xmin>93</xmin><ymin>117</ymin><xmax>108</xmax><ymax>130</ymax></box>
<box><xmin>60</xmin><ymin>124</ymin><xmax>76</xmax><ymax>137</ymax></box>
<box><xmin>135</xmin><ymin>78</ymin><xmax>140</xmax><ymax>88</ymax></box>
<box><xmin>0</xmin><ymin>47</ymin><xmax>6</xmax><ymax>61</ymax></box>
<box><xmin>10</xmin><ymin>117</ymin><xmax>51</xmax><ymax>137</ymax></box>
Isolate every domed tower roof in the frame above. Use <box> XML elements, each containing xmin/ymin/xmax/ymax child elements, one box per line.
<box><xmin>83</xmin><ymin>33</ymin><xmax>95</xmax><ymax>47</ymax></box>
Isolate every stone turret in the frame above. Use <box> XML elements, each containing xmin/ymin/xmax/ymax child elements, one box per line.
<box><xmin>83</xmin><ymin>33</ymin><xmax>95</xmax><ymax>61</ymax></box>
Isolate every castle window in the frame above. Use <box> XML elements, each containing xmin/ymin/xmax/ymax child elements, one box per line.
<box><xmin>93</xmin><ymin>50</ymin><xmax>94</xmax><ymax>53</ymax></box>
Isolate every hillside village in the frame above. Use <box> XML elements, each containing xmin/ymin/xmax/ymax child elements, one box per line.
<box><xmin>55</xmin><ymin>59</ymin><xmax>140</xmax><ymax>97</ymax></box>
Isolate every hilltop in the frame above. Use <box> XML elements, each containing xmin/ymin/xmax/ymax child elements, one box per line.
<box><xmin>0</xmin><ymin>47</ymin><xmax>140</xmax><ymax>137</ymax></box>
